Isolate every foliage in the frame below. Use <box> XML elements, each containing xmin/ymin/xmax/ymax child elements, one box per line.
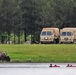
<box><xmin>0</xmin><ymin>0</ymin><xmax>76</xmax><ymax>43</ymax></box>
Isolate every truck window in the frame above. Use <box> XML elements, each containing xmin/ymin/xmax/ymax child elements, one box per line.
<box><xmin>47</xmin><ymin>31</ymin><xmax>52</xmax><ymax>36</ymax></box>
<box><xmin>61</xmin><ymin>32</ymin><xmax>66</xmax><ymax>36</ymax></box>
<box><xmin>67</xmin><ymin>32</ymin><xmax>71</xmax><ymax>36</ymax></box>
<box><xmin>41</xmin><ymin>31</ymin><xmax>46</xmax><ymax>35</ymax></box>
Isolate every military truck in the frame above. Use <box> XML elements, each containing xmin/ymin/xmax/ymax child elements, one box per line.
<box><xmin>60</xmin><ymin>28</ymin><xmax>76</xmax><ymax>43</ymax></box>
<box><xmin>40</xmin><ymin>27</ymin><xmax>59</xmax><ymax>43</ymax></box>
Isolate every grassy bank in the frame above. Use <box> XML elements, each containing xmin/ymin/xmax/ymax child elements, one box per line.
<box><xmin>0</xmin><ymin>44</ymin><xmax>76</xmax><ymax>63</ymax></box>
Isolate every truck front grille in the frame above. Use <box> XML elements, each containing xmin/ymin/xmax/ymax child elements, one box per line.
<box><xmin>64</xmin><ymin>38</ymin><xmax>68</xmax><ymax>40</ymax></box>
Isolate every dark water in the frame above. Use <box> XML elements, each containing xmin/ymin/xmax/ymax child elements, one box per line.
<box><xmin>0</xmin><ymin>63</ymin><xmax>76</xmax><ymax>75</ymax></box>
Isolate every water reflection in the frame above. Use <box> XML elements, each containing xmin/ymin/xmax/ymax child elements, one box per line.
<box><xmin>0</xmin><ymin>63</ymin><xmax>76</xmax><ymax>75</ymax></box>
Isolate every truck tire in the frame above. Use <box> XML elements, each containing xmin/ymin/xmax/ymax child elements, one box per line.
<box><xmin>73</xmin><ymin>40</ymin><xmax>76</xmax><ymax>44</ymax></box>
<box><xmin>40</xmin><ymin>42</ymin><xmax>43</xmax><ymax>44</ymax></box>
<box><xmin>53</xmin><ymin>40</ymin><xmax>56</xmax><ymax>44</ymax></box>
<box><xmin>54</xmin><ymin>38</ymin><xmax>59</xmax><ymax>44</ymax></box>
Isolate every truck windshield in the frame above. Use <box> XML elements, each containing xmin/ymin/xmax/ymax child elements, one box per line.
<box><xmin>67</xmin><ymin>32</ymin><xmax>72</xmax><ymax>36</ymax></box>
<box><xmin>47</xmin><ymin>31</ymin><xmax>52</xmax><ymax>36</ymax></box>
<box><xmin>41</xmin><ymin>31</ymin><xmax>52</xmax><ymax>36</ymax></box>
<box><xmin>61</xmin><ymin>32</ymin><xmax>66</xmax><ymax>36</ymax></box>
<box><xmin>41</xmin><ymin>31</ymin><xmax>46</xmax><ymax>35</ymax></box>
<box><xmin>61</xmin><ymin>32</ymin><xmax>72</xmax><ymax>36</ymax></box>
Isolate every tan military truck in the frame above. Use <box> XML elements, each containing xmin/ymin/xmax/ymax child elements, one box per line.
<box><xmin>40</xmin><ymin>27</ymin><xmax>59</xmax><ymax>43</ymax></box>
<box><xmin>60</xmin><ymin>28</ymin><xmax>76</xmax><ymax>43</ymax></box>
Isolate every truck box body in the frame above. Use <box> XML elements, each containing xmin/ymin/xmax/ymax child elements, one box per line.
<box><xmin>62</xmin><ymin>28</ymin><xmax>76</xmax><ymax>39</ymax></box>
<box><xmin>40</xmin><ymin>28</ymin><xmax>59</xmax><ymax>43</ymax></box>
<box><xmin>60</xmin><ymin>28</ymin><xmax>76</xmax><ymax>43</ymax></box>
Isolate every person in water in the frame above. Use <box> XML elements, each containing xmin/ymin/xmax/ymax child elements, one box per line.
<box><xmin>49</xmin><ymin>64</ymin><xmax>60</xmax><ymax>67</ymax></box>
<box><xmin>49</xmin><ymin>64</ymin><xmax>52</xmax><ymax>67</ymax></box>
<box><xmin>66</xmin><ymin>64</ymin><xmax>72</xmax><ymax>67</ymax></box>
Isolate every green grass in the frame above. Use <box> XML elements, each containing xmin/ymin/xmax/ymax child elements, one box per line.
<box><xmin>0</xmin><ymin>44</ymin><xmax>76</xmax><ymax>63</ymax></box>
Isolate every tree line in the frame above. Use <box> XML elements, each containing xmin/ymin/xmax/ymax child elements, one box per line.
<box><xmin>0</xmin><ymin>0</ymin><xmax>76</xmax><ymax>44</ymax></box>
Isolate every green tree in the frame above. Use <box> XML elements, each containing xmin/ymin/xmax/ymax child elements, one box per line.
<box><xmin>20</xmin><ymin>0</ymin><xmax>40</xmax><ymax>43</ymax></box>
<box><xmin>53</xmin><ymin>0</ymin><xmax>76</xmax><ymax>28</ymax></box>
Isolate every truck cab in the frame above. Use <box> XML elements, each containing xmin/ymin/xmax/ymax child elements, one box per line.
<box><xmin>40</xmin><ymin>28</ymin><xmax>59</xmax><ymax>44</ymax></box>
<box><xmin>40</xmin><ymin>30</ymin><xmax>54</xmax><ymax>43</ymax></box>
<box><xmin>60</xmin><ymin>29</ymin><xmax>74</xmax><ymax>43</ymax></box>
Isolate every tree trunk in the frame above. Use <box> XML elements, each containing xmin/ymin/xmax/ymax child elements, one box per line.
<box><xmin>14</xmin><ymin>31</ymin><xmax>16</xmax><ymax>44</ymax></box>
<box><xmin>7</xmin><ymin>32</ymin><xmax>11</xmax><ymax>44</ymax></box>
<box><xmin>24</xmin><ymin>28</ymin><xmax>27</xmax><ymax>42</ymax></box>
<box><xmin>18</xmin><ymin>29</ymin><xmax>20</xmax><ymax>44</ymax></box>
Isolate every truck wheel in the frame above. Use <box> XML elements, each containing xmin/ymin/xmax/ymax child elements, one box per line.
<box><xmin>73</xmin><ymin>40</ymin><xmax>76</xmax><ymax>44</ymax></box>
<box><xmin>40</xmin><ymin>42</ymin><xmax>43</xmax><ymax>44</ymax></box>
<box><xmin>53</xmin><ymin>40</ymin><xmax>56</xmax><ymax>44</ymax></box>
<box><xmin>55</xmin><ymin>38</ymin><xmax>59</xmax><ymax>44</ymax></box>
